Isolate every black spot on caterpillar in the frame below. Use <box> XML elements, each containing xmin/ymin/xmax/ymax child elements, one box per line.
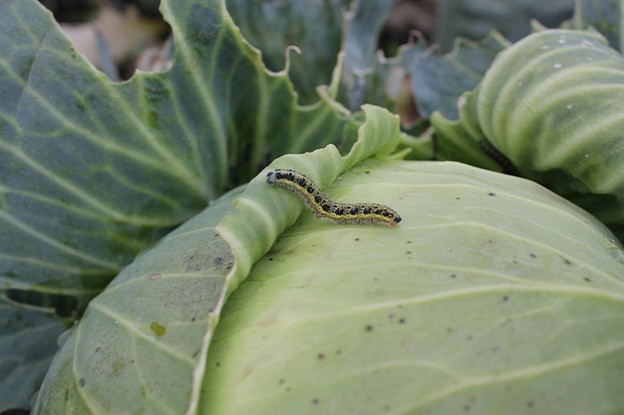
<box><xmin>266</xmin><ymin>169</ymin><xmax>401</xmax><ymax>226</ymax></box>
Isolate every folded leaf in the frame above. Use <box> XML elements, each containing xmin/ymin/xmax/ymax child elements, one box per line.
<box><xmin>32</xmin><ymin>105</ymin><xmax>401</xmax><ymax>414</ymax></box>
<box><xmin>432</xmin><ymin>29</ymin><xmax>624</xmax><ymax>241</ymax></box>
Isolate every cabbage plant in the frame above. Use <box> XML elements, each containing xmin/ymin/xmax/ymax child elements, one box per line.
<box><xmin>1</xmin><ymin>0</ymin><xmax>623</xmax><ymax>414</ymax></box>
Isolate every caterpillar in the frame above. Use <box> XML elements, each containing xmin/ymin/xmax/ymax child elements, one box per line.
<box><xmin>266</xmin><ymin>169</ymin><xmax>401</xmax><ymax>226</ymax></box>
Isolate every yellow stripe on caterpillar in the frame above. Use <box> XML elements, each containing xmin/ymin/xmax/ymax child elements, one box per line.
<box><xmin>266</xmin><ymin>169</ymin><xmax>401</xmax><ymax>226</ymax></box>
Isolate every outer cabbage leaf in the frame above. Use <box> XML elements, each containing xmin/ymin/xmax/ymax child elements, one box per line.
<box><xmin>563</xmin><ymin>0</ymin><xmax>624</xmax><ymax>51</ymax></box>
<box><xmin>226</xmin><ymin>0</ymin><xmax>352</xmax><ymax>104</ymax></box>
<box><xmin>435</xmin><ymin>0</ymin><xmax>575</xmax><ymax>52</ymax></box>
<box><xmin>405</xmin><ymin>32</ymin><xmax>510</xmax><ymax>120</ymax></box>
<box><xmin>228</xmin><ymin>0</ymin><xmax>398</xmax><ymax>111</ymax></box>
<box><xmin>0</xmin><ymin>298</ymin><xmax>67</xmax><ymax>412</ymax></box>
<box><xmin>33</xmin><ymin>187</ymin><xmax>239</xmax><ymax>414</ymax></box>
<box><xmin>0</xmin><ymin>0</ymin><xmax>351</xmax><ymax>296</ymax></box>
<box><xmin>340</xmin><ymin>0</ymin><xmax>396</xmax><ymax>111</ymax></box>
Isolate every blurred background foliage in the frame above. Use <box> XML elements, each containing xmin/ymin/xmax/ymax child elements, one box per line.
<box><xmin>37</xmin><ymin>0</ymin><xmax>575</xmax><ymax>106</ymax></box>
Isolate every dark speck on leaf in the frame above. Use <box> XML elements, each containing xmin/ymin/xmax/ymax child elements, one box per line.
<box><xmin>312</xmin><ymin>398</ymin><xmax>320</xmax><ymax>405</ymax></box>
<box><xmin>563</xmin><ymin>258</ymin><xmax>573</xmax><ymax>266</ymax></box>
<box><xmin>488</xmin><ymin>192</ymin><xmax>496</xmax><ymax>196</ymax></box>
<box><xmin>398</xmin><ymin>318</ymin><xmax>406</xmax><ymax>324</ymax></box>
<box><xmin>317</xmin><ymin>353</ymin><xmax>325</xmax><ymax>360</ymax></box>
<box><xmin>502</xmin><ymin>296</ymin><xmax>509</xmax><ymax>301</ymax></box>
<box><xmin>583</xmin><ymin>277</ymin><xmax>592</xmax><ymax>282</ymax></box>
<box><xmin>79</xmin><ymin>378</ymin><xmax>86</xmax><ymax>387</ymax></box>
<box><xmin>365</xmin><ymin>324</ymin><xmax>374</xmax><ymax>332</ymax></box>
<box><xmin>529</xmin><ymin>253</ymin><xmax>537</xmax><ymax>258</ymax></box>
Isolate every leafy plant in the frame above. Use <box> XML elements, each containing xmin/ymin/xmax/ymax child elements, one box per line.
<box><xmin>431</xmin><ymin>27</ymin><xmax>624</xmax><ymax>241</ymax></box>
<box><xmin>1</xmin><ymin>0</ymin><xmax>624</xmax><ymax>413</ymax></box>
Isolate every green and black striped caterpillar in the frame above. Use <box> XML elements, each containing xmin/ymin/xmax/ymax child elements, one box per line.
<box><xmin>266</xmin><ymin>169</ymin><xmax>401</xmax><ymax>226</ymax></box>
